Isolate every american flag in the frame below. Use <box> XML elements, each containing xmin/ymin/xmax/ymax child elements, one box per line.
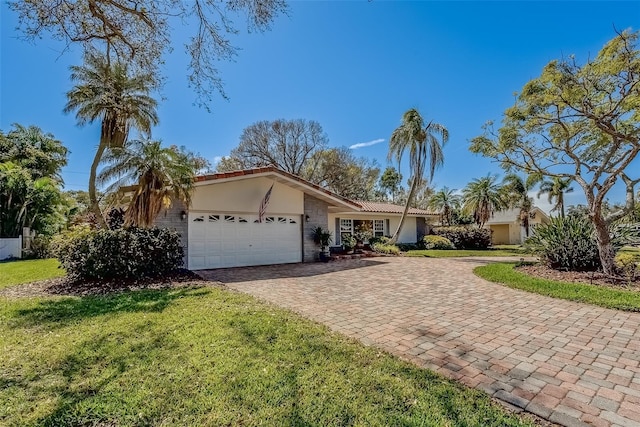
<box><xmin>258</xmin><ymin>183</ymin><xmax>274</xmax><ymax>223</ymax></box>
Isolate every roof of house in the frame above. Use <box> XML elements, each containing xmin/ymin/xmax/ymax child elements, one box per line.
<box><xmin>195</xmin><ymin>166</ymin><xmax>361</xmax><ymax>211</ymax></box>
<box><xmin>355</xmin><ymin>201</ymin><xmax>439</xmax><ymax>216</ymax></box>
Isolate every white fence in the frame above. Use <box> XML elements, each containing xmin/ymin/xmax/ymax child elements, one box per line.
<box><xmin>0</xmin><ymin>236</ymin><xmax>22</xmax><ymax>260</ymax></box>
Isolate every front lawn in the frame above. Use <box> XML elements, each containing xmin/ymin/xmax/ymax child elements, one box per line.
<box><xmin>1</xmin><ymin>285</ymin><xmax>535</xmax><ymax>426</ymax></box>
<box><xmin>406</xmin><ymin>246</ymin><xmax>528</xmax><ymax>258</ymax></box>
<box><xmin>0</xmin><ymin>258</ymin><xmax>65</xmax><ymax>289</ymax></box>
<box><xmin>475</xmin><ymin>262</ymin><xmax>640</xmax><ymax>311</ymax></box>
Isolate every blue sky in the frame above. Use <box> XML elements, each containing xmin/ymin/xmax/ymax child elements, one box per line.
<box><xmin>1</xmin><ymin>1</ymin><xmax>639</xmax><ymax>213</ymax></box>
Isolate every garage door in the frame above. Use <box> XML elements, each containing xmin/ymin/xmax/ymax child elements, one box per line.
<box><xmin>188</xmin><ymin>212</ymin><xmax>302</xmax><ymax>270</ymax></box>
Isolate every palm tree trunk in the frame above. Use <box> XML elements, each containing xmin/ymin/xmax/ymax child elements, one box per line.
<box><xmin>560</xmin><ymin>193</ymin><xmax>565</xmax><ymax>218</ymax></box>
<box><xmin>89</xmin><ymin>142</ymin><xmax>107</xmax><ymax>228</ymax></box>
<box><xmin>389</xmin><ymin>176</ymin><xmax>418</xmax><ymax>244</ymax></box>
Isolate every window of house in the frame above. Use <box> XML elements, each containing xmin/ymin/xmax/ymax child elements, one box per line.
<box><xmin>374</xmin><ymin>219</ymin><xmax>385</xmax><ymax>237</ymax></box>
<box><xmin>340</xmin><ymin>219</ymin><xmax>353</xmax><ymax>233</ymax></box>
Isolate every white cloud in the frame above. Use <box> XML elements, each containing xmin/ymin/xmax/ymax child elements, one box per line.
<box><xmin>212</xmin><ymin>156</ymin><xmax>223</xmax><ymax>165</ymax></box>
<box><xmin>349</xmin><ymin>138</ymin><xmax>385</xmax><ymax>150</ymax></box>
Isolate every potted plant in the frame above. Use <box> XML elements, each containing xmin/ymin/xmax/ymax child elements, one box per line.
<box><xmin>341</xmin><ymin>234</ymin><xmax>356</xmax><ymax>254</ymax></box>
<box><xmin>312</xmin><ymin>227</ymin><xmax>333</xmax><ymax>262</ymax></box>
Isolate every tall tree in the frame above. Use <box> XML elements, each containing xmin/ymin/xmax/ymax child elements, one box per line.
<box><xmin>388</xmin><ymin>108</ymin><xmax>448</xmax><ymax>244</ymax></box>
<box><xmin>0</xmin><ymin>124</ymin><xmax>68</xmax><ymax>181</ymax></box>
<box><xmin>470</xmin><ymin>30</ymin><xmax>640</xmax><ymax>275</ymax></box>
<box><xmin>502</xmin><ymin>173</ymin><xmax>538</xmax><ymax>237</ymax></box>
<box><xmin>462</xmin><ymin>175</ymin><xmax>508</xmax><ymax>228</ymax></box>
<box><xmin>303</xmin><ymin>147</ymin><xmax>380</xmax><ymax>200</ymax></box>
<box><xmin>428</xmin><ymin>187</ymin><xmax>461</xmax><ymax>226</ymax></box>
<box><xmin>65</xmin><ymin>54</ymin><xmax>159</xmax><ymax>228</ymax></box>
<box><xmin>99</xmin><ymin>140</ymin><xmax>206</xmax><ymax>227</ymax></box>
<box><xmin>0</xmin><ymin>126</ymin><xmax>69</xmax><ymax>237</ymax></box>
<box><xmin>537</xmin><ymin>177</ymin><xmax>574</xmax><ymax>218</ymax></box>
<box><xmin>378</xmin><ymin>167</ymin><xmax>403</xmax><ymax>202</ymax></box>
<box><xmin>10</xmin><ymin>0</ymin><xmax>287</xmax><ymax>106</ymax></box>
<box><xmin>218</xmin><ymin>119</ymin><xmax>328</xmax><ymax>176</ymax></box>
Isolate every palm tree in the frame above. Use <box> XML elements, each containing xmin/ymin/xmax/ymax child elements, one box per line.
<box><xmin>388</xmin><ymin>108</ymin><xmax>448</xmax><ymax>243</ymax></box>
<box><xmin>428</xmin><ymin>187</ymin><xmax>461</xmax><ymax>226</ymax></box>
<box><xmin>502</xmin><ymin>173</ymin><xmax>538</xmax><ymax>237</ymax></box>
<box><xmin>64</xmin><ymin>54</ymin><xmax>159</xmax><ymax>227</ymax></box>
<box><xmin>537</xmin><ymin>177</ymin><xmax>574</xmax><ymax>217</ymax></box>
<box><xmin>462</xmin><ymin>174</ymin><xmax>509</xmax><ymax>228</ymax></box>
<box><xmin>98</xmin><ymin>140</ymin><xmax>201</xmax><ymax>228</ymax></box>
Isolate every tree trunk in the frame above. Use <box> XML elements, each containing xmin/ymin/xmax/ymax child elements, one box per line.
<box><xmin>389</xmin><ymin>176</ymin><xmax>418</xmax><ymax>244</ymax></box>
<box><xmin>592</xmin><ymin>210</ymin><xmax>616</xmax><ymax>276</ymax></box>
<box><xmin>89</xmin><ymin>142</ymin><xmax>107</xmax><ymax>228</ymax></box>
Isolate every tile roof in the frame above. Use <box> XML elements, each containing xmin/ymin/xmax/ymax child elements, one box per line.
<box><xmin>355</xmin><ymin>201</ymin><xmax>439</xmax><ymax>216</ymax></box>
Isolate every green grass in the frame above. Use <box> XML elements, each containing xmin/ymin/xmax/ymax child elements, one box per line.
<box><xmin>0</xmin><ymin>285</ymin><xmax>535</xmax><ymax>426</ymax></box>
<box><xmin>0</xmin><ymin>258</ymin><xmax>65</xmax><ymax>289</ymax></box>
<box><xmin>475</xmin><ymin>262</ymin><xmax>640</xmax><ymax>312</ymax></box>
<box><xmin>406</xmin><ymin>245</ymin><xmax>529</xmax><ymax>258</ymax></box>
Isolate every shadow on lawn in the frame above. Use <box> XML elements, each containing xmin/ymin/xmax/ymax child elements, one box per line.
<box><xmin>198</xmin><ymin>258</ymin><xmax>386</xmax><ymax>283</ymax></box>
<box><xmin>30</xmin><ymin>326</ymin><xmax>179</xmax><ymax>426</ymax></box>
<box><xmin>11</xmin><ymin>287</ymin><xmax>211</xmax><ymax>328</ymax></box>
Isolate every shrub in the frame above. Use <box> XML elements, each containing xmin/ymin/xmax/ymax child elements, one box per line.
<box><xmin>525</xmin><ymin>215</ymin><xmax>628</xmax><ymax>271</ymax></box>
<box><xmin>371</xmin><ymin>243</ymin><xmax>400</xmax><ymax>255</ymax></box>
<box><xmin>432</xmin><ymin>226</ymin><xmax>492</xmax><ymax>249</ymax></box>
<box><xmin>22</xmin><ymin>235</ymin><xmax>52</xmax><ymax>259</ymax></box>
<box><xmin>396</xmin><ymin>243</ymin><xmax>420</xmax><ymax>251</ymax></box>
<box><xmin>368</xmin><ymin>236</ymin><xmax>391</xmax><ymax>246</ymax></box>
<box><xmin>423</xmin><ymin>235</ymin><xmax>455</xmax><ymax>250</ymax></box>
<box><xmin>58</xmin><ymin>226</ymin><xmax>184</xmax><ymax>281</ymax></box>
<box><xmin>49</xmin><ymin>225</ymin><xmax>93</xmax><ymax>258</ymax></box>
<box><xmin>615</xmin><ymin>252</ymin><xmax>640</xmax><ymax>283</ymax></box>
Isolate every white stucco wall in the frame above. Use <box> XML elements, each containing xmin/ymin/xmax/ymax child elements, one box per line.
<box><xmin>191</xmin><ymin>177</ymin><xmax>304</xmax><ymax>214</ymax></box>
<box><xmin>328</xmin><ymin>213</ymin><xmax>419</xmax><ymax>244</ymax></box>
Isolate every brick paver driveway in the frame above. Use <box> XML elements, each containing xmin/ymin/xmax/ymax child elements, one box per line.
<box><xmin>198</xmin><ymin>257</ymin><xmax>640</xmax><ymax>427</ymax></box>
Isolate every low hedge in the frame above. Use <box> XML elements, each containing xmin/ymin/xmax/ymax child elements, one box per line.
<box><xmin>57</xmin><ymin>226</ymin><xmax>184</xmax><ymax>281</ymax></box>
<box><xmin>423</xmin><ymin>235</ymin><xmax>455</xmax><ymax>250</ymax></box>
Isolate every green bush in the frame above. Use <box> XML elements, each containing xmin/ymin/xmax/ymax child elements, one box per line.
<box><xmin>58</xmin><ymin>227</ymin><xmax>184</xmax><ymax>281</ymax></box>
<box><xmin>525</xmin><ymin>215</ymin><xmax>628</xmax><ymax>271</ymax></box>
<box><xmin>396</xmin><ymin>243</ymin><xmax>420</xmax><ymax>251</ymax></box>
<box><xmin>423</xmin><ymin>235</ymin><xmax>455</xmax><ymax>250</ymax></box>
<box><xmin>432</xmin><ymin>226</ymin><xmax>491</xmax><ymax>249</ymax></box>
<box><xmin>371</xmin><ymin>243</ymin><xmax>400</xmax><ymax>255</ymax></box>
<box><xmin>49</xmin><ymin>225</ymin><xmax>93</xmax><ymax>258</ymax></box>
<box><xmin>368</xmin><ymin>236</ymin><xmax>391</xmax><ymax>246</ymax></box>
<box><xmin>615</xmin><ymin>252</ymin><xmax>640</xmax><ymax>283</ymax></box>
<box><xmin>22</xmin><ymin>235</ymin><xmax>52</xmax><ymax>259</ymax></box>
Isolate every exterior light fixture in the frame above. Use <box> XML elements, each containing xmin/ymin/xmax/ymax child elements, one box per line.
<box><xmin>180</xmin><ymin>210</ymin><xmax>187</xmax><ymax>221</ymax></box>
<box><xmin>305</xmin><ymin>214</ymin><xmax>310</xmax><ymax>222</ymax></box>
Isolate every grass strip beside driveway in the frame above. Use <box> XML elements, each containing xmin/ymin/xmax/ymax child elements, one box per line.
<box><xmin>1</xmin><ymin>285</ymin><xmax>535</xmax><ymax>427</ymax></box>
<box><xmin>475</xmin><ymin>262</ymin><xmax>640</xmax><ymax>312</ymax></box>
<box><xmin>0</xmin><ymin>258</ymin><xmax>64</xmax><ymax>289</ymax></box>
<box><xmin>406</xmin><ymin>248</ymin><xmax>528</xmax><ymax>258</ymax></box>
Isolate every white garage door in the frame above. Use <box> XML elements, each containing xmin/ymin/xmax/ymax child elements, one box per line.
<box><xmin>188</xmin><ymin>212</ymin><xmax>302</xmax><ymax>270</ymax></box>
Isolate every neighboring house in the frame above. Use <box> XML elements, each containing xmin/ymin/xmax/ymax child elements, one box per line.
<box><xmin>485</xmin><ymin>207</ymin><xmax>550</xmax><ymax>245</ymax></box>
<box><xmin>153</xmin><ymin>166</ymin><xmax>437</xmax><ymax>270</ymax></box>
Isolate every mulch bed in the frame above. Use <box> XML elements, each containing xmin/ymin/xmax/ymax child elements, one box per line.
<box><xmin>516</xmin><ymin>263</ymin><xmax>640</xmax><ymax>290</ymax></box>
<box><xmin>0</xmin><ymin>269</ymin><xmax>222</xmax><ymax>299</ymax></box>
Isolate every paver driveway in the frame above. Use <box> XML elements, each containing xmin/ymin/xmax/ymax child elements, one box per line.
<box><xmin>199</xmin><ymin>257</ymin><xmax>640</xmax><ymax>427</ymax></box>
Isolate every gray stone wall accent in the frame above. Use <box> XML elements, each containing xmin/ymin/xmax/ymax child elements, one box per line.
<box><xmin>154</xmin><ymin>200</ymin><xmax>189</xmax><ymax>268</ymax></box>
<box><xmin>303</xmin><ymin>194</ymin><xmax>329</xmax><ymax>262</ymax></box>
<box><xmin>416</xmin><ymin>217</ymin><xmax>427</xmax><ymax>243</ymax></box>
